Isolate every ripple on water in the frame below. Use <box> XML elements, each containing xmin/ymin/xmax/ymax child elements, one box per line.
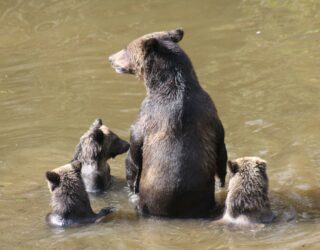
<box><xmin>34</xmin><ymin>21</ymin><xmax>60</xmax><ymax>32</ymax></box>
<box><xmin>0</xmin><ymin>0</ymin><xmax>320</xmax><ymax>249</ymax></box>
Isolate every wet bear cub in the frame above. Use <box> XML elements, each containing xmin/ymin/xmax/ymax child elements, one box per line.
<box><xmin>221</xmin><ymin>157</ymin><xmax>274</xmax><ymax>225</ymax></box>
<box><xmin>45</xmin><ymin>160</ymin><xmax>113</xmax><ymax>227</ymax></box>
<box><xmin>73</xmin><ymin>118</ymin><xmax>130</xmax><ymax>193</ymax></box>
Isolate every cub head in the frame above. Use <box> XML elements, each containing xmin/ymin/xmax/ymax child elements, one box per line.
<box><xmin>108</xmin><ymin>28</ymin><xmax>184</xmax><ymax>78</ymax></box>
<box><xmin>228</xmin><ymin>156</ymin><xmax>268</xmax><ymax>178</ymax></box>
<box><xmin>46</xmin><ymin>160</ymin><xmax>82</xmax><ymax>193</ymax></box>
<box><xmin>73</xmin><ymin>118</ymin><xmax>130</xmax><ymax>164</ymax></box>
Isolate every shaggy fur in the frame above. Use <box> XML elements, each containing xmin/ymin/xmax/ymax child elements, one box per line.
<box><xmin>45</xmin><ymin>160</ymin><xmax>112</xmax><ymax>227</ymax></box>
<box><xmin>73</xmin><ymin>118</ymin><xmax>130</xmax><ymax>193</ymax></box>
<box><xmin>222</xmin><ymin>157</ymin><xmax>274</xmax><ymax>225</ymax></box>
<box><xmin>109</xmin><ymin>29</ymin><xmax>227</xmax><ymax>218</ymax></box>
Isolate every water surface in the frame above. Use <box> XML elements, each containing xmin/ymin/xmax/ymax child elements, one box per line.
<box><xmin>0</xmin><ymin>0</ymin><xmax>319</xmax><ymax>249</ymax></box>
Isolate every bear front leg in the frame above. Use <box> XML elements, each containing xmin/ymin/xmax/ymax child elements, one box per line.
<box><xmin>125</xmin><ymin>127</ymin><xmax>143</xmax><ymax>193</ymax></box>
<box><xmin>125</xmin><ymin>153</ymin><xmax>140</xmax><ymax>192</ymax></box>
<box><xmin>217</xmin><ymin>141</ymin><xmax>227</xmax><ymax>187</ymax></box>
<box><xmin>213</xmin><ymin>121</ymin><xmax>227</xmax><ymax>188</ymax></box>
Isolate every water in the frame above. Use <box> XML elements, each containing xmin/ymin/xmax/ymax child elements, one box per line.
<box><xmin>0</xmin><ymin>0</ymin><xmax>319</xmax><ymax>249</ymax></box>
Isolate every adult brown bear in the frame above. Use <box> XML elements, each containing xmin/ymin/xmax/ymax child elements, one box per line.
<box><xmin>109</xmin><ymin>29</ymin><xmax>227</xmax><ymax>218</ymax></box>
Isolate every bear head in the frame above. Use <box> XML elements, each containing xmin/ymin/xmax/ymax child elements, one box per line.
<box><xmin>108</xmin><ymin>28</ymin><xmax>184</xmax><ymax>79</ymax></box>
<box><xmin>46</xmin><ymin>160</ymin><xmax>83</xmax><ymax>194</ymax></box>
<box><xmin>73</xmin><ymin>118</ymin><xmax>130</xmax><ymax>166</ymax></box>
<box><xmin>227</xmin><ymin>156</ymin><xmax>268</xmax><ymax>181</ymax></box>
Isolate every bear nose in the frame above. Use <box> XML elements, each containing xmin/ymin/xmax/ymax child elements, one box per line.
<box><xmin>108</xmin><ymin>56</ymin><xmax>113</xmax><ymax>63</ymax></box>
<box><xmin>123</xmin><ymin>141</ymin><xmax>130</xmax><ymax>152</ymax></box>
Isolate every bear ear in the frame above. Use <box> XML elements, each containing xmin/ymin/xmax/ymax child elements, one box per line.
<box><xmin>228</xmin><ymin>160</ymin><xmax>239</xmax><ymax>174</ymax></box>
<box><xmin>71</xmin><ymin>160</ymin><xmax>82</xmax><ymax>173</ymax></box>
<box><xmin>46</xmin><ymin>171</ymin><xmax>60</xmax><ymax>191</ymax></box>
<box><xmin>143</xmin><ymin>38</ymin><xmax>159</xmax><ymax>54</ymax></box>
<box><xmin>257</xmin><ymin>159</ymin><xmax>267</xmax><ymax>170</ymax></box>
<box><xmin>169</xmin><ymin>28</ymin><xmax>184</xmax><ymax>43</ymax></box>
<box><xmin>90</xmin><ymin>118</ymin><xmax>103</xmax><ymax>129</ymax></box>
<box><xmin>92</xmin><ymin>128</ymin><xmax>105</xmax><ymax>145</ymax></box>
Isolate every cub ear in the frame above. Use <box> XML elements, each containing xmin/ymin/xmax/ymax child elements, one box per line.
<box><xmin>228</xmin><ymin>160</ymin><xmax>239</xmax><ymax>174</ymax></box>
<box><xmin>46</xmin><ymin>171</ymin><xmax>60</xmax><ymax>191</ymax></box>
<box><xmin>90</xmin><ymin>118</ymin><xmax>103</xmax><ymax>129</ymax></box>
<box><xmin>143</xmin><ymin>38</ymin><xmax>159</xmax><ymax>54</ymax></box>
<box><xmin>257</xmin><ymin>159</ymin><xmax>267</xmax><ymax>170</ymax></box>
<box><xmin>169</xmin><ymin>28</ymin><xmax>184</xmax><ymax>43</ymax></box>
<box><xmin>71</xmin><ymin>160</ymin><xmax>82</xmax><ymax>173</ymax></box>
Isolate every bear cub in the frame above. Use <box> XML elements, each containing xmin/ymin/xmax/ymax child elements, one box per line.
<box><xmin>221</xmin><ymin>157</ymin><xmax>274</xmax><ymax>225</ymax></box>
<box><xmin>73</xmin><ymin>118</ymin><xmax>130</xmax><ymax>193</ymax></box>
<box><xmin>45</xmin><ymin>160</ymin><xmax>113</xmax><ymax>227</ymax></box>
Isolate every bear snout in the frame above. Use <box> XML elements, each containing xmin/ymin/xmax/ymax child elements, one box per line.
<box><xmin>122</xmin><ymin>141</ymin><xmax>130</xmax><ymax>153</ymax></box>
<box><xmin>108</xmin><ymin>49</ymin><xmax>136</xmax><ymax>75</ymax></box>
<box><xmin>108</xmin><ymin>55</ymin><xmax>116</xmax><ymax>68</ymax></box>
<box><xmin>110</xmin><ymin>140</ymin><xmax>130</xmax><ymax>158</ymax></box>
<box><xmin>117</xmin><ymin>140</ymin><xmax>130</xmax><ymax>155</ymax></box>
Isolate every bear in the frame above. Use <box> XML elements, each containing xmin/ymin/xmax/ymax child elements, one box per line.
<box><xmin>108</xmin><ymin>28</ymin><xmax>227</xmax><ymax>218</ymax></box>
<box><xmin>72</xmin><ymin>118</ymin><xmax>130</xmax><ymax>193</ymax></box>
<box><xmin>45</xmin><ymin>160</ymin><xmax>113</xmax><ymax>227</ymax></box>
<box><xmin>220</xmin><ymin>157</ymin><xmax>274</xmax><ymax>225</ymax></box>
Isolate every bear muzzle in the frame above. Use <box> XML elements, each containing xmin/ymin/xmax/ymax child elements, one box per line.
<box><xmin>108</xmin><ymin>50</ymin><xmax>134</xmax><ymax>75</ymax></box>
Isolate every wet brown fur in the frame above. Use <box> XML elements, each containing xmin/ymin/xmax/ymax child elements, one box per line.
<box><xmin>109</xmin><ymin>29</ymin><xmax>227</xmax><ymax>218</ymax></box>
<box><xmin>72</xmin><ymin>118</ymin><xmax>129</xmax><ymax>193</ymax></box>
<box><xmin>222</xmin><ymin>157</ymin><xmax>274</xmax><ymax>225</ymax></box>
<box><xmin>45</xmin><ymin>161</ymin><xmax>112</xmax><ymax>227</ymax></box>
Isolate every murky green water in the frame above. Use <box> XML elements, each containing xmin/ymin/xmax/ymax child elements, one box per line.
<box><xmin>0</xmin><ymin>0</ymin><xmax>319</xmax><ymax>249</ymax></box>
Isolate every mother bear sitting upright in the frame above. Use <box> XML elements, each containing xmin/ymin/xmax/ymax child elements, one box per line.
<box><xmin>109</xmin><ymin>28</ymin><xmax>227</xmax><ymax>218</ymax></box>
